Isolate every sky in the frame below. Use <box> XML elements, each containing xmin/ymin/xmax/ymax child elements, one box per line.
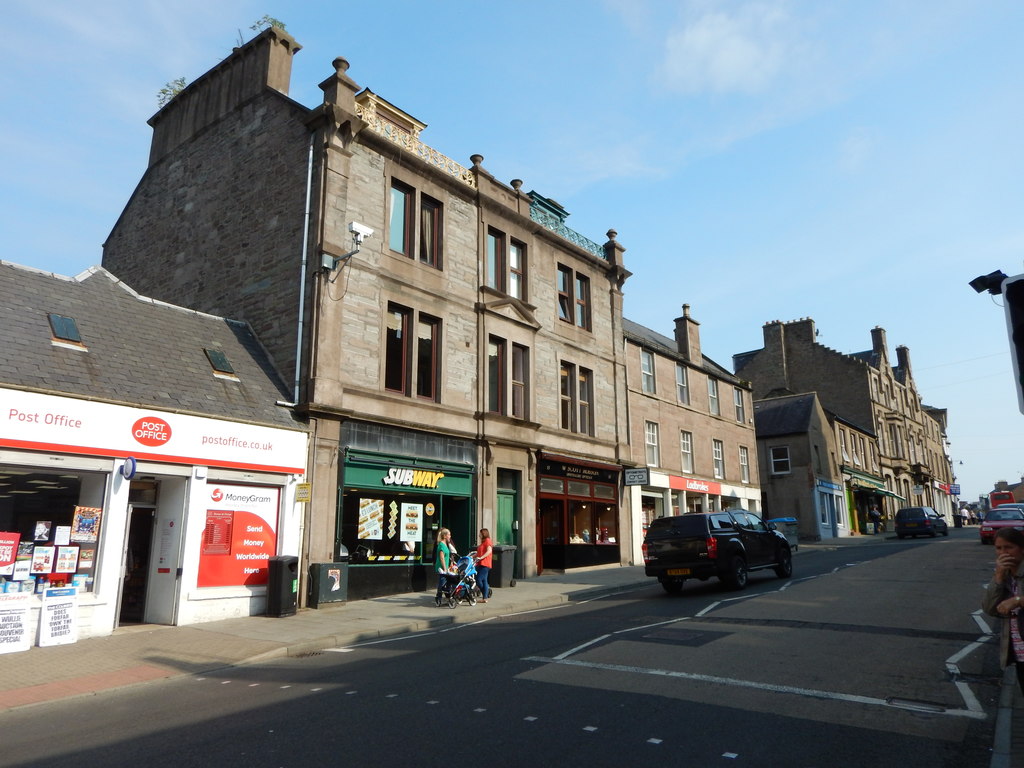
<box><xmin>2</xmin><ymin>0</ymin><xmax>1022</xmax><ymax>503</ymax></box>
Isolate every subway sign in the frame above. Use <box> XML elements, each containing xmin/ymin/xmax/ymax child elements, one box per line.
<box><xmin>382</xmin><ymin>467</ymin><xmax>445</xmax><ymax>489</ymax></box>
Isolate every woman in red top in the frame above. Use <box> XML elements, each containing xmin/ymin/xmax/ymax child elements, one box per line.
<box><xmin>475</xmin><ymin>529</ymin><xmax>493</xmax><ymax>602</ymax></box>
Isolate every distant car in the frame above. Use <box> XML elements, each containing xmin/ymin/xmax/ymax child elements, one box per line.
<box><xmin>894</xmin><ymin>506</ymin><xmax>949</xmax><ymax>539</ymax></box>
<box><xmin>979</xmin><ymin>505</ymin><xmax>1024</xmax><ymax>545</ymax></box>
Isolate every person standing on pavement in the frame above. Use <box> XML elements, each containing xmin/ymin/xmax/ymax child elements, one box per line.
<box><xmin>476</xmin><ymin>528</ymin><xmax>493</xmax><ymax>602</ymax></box>
<box><xmin>434</xmin><ymin>528</ymin><xmax>455</xmax><ymax>606</ymax></box>
<box><xmin>982</xmin><ymin>527</ymin><xmax>1024</xmax><ymax>694</ymax></box>
<box><xmin>868</xmin><ymin>505</ymin><xmax>882</xmax><ymax>534</ymax></box>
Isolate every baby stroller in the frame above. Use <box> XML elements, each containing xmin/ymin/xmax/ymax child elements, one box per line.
<box><xmin>440</xmin><ymin>555</ymin><xmax>478</xmax><ymax>608</ymax></box>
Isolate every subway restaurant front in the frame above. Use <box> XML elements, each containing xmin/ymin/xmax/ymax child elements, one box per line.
<box><xmin>339</xmin><ymin>450</ymin><xmax>475</xmax><ymax>600</ymax></box>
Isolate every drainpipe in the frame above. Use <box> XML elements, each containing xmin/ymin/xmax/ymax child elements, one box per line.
<box><xmin>293</xmin><ymin>133</ymin><xmax>315</xmax><ymax>403</ymax></box>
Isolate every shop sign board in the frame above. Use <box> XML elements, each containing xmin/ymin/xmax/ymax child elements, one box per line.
<box><xmin>669</xmin><ymin>476</ymin><xmax>723</xmax><ymax>495</ymax></box>
<box><xmin>197</xmin><ymin>484</ymin><xmax>280</xmax><ymax>588</ymax></box>
<box><xmin>624</xmin><ymin>468</ymin><xmax>650</xmax><ymax>486</ymax></box>
<box><xmin>1</xmin><ymin>388</ymin><xmax>306</xmax><ymax>474</ymax></box>
<box><xmin>38</xmin><ymin>587</ymin><xmax>78</xmax><ymax>647</ymax></box>
<box><xmin>0</xmin><ymin>593</ymin><xmax>32</xmax><ymax>654</ymax></box>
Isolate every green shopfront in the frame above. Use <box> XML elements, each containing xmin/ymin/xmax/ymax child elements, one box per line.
<box><xmin>339</xmin><ymin>448</ymin><xmax>475</xmax><ymax>600</ymax></box>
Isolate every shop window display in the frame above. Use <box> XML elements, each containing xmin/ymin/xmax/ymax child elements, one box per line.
<box><xmin>0</xmin><ymin>468</ymin><xmax>106</xmax><ymax>594</ymax></box>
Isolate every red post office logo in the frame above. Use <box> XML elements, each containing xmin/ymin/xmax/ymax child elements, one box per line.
<box><xmin>132</xmin><ymin>416</ymin><xmax>172</xmax><ymax>446</ymax></box>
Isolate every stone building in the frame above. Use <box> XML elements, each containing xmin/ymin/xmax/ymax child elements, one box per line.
<box><xmin>733</xmin><ymin>319</ymin><xmax>955</xmax><ymax>528</ymax></box>
<box><xmin>752</xmin><ymin>393</ymin><xmax>845</xmax><ymax>540</ymax></box>
<box><xmin>102</xmin><ymin>28</ymin><xmax>632</xmax><ymax>598</ymax></box>
<box><xmin>622</xmin><ymin>308</ymin><xmax>760</xmax><ymax>558</ymax></box>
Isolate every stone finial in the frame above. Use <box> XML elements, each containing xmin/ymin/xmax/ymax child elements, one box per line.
<box><xmin>606</xmin><ymin>229</ymin><xmax>618</xmax><ymax>242</ymax></box>
<box><xmin>510</xmin><ymin>179</ymin><xmax>523</xmax><ymax>190</ymax></box>
<box><xmin>683</xmin><ymin>303</ymin><xmax>691</xmax><ymax>318</ymax></box>
<box><xmin>319</xmin><ymin>55</ymin><xmax>360</xmax><ymax>107</ymax></box>
<box><xmin>470</xmin><ymin>154</ymin><xmax>484</xmax><ymax>168</ymax></box>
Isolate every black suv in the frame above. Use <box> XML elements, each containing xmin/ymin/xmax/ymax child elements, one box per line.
<box><xmin>642</xmin><ymin>510</ymin><xmax>793</xmax><ymax>594</ymax></box>
<box><xmin>894</xmin><ymin>506</ymin><xmax>949</xmax><ymax>539</ymax></box>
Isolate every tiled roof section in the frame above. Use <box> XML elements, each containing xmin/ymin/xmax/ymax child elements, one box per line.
<box><xmin>0</xmin><ymin>261</ymin><xmax>302</xmax><ymax>431</ymax></box>
<box><xmin>622</xmin><ymin>317</ymin><xmax>741</xmax><ymax>384</ymax></box>
<box><xmin>753</xmin><ymin>393</ymin><xmax>817</xmax><ymax>437</ymax></box>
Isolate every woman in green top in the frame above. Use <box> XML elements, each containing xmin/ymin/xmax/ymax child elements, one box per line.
<box><xmin>434</xmin><ymin>528</ymin><xmax>453</xmax><ymax>606</ymax></box>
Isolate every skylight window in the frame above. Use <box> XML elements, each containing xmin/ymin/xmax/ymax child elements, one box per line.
<box><xmin>48</xmin><ymin>313</ymin><xmax>82</xmax><ymax>343</ymax></box>
<box><xmin>204</xmin><ymin>348</ymin><xmax>236</xmax><ymax>375</ymax></box>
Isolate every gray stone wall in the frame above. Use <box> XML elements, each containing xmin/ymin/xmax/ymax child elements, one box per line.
<box><xmin>104</xmin><ymin>91</ymin><xmax>312</xmax><ymax>391</ymax></box>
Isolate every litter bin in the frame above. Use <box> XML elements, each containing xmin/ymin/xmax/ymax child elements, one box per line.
<box><xmin>267</xmin><ymin>555</ymin><xmax>299</xmax><ymax>617</ymax></box>
<box><xmin>767</xmin><ymin>518</ymin><xmax>799</xmax><ymax>552</ymax></box>
<box><xmin>308</xmin><ymin>546</ymin><xmax>349</xmax><ymax>608</ymax></box>
<box><xmin>491</xmin><ymin>544</ymin><xmax>517</xmax><ymax>588</ymax></box>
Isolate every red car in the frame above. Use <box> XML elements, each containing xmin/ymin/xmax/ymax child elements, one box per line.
<box><xmin>979</xmin><ymin>504</ymin><xmax>1024</xmax><ymax>544</ymax></box>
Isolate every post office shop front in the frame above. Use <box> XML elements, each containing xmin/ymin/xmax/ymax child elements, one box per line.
<box><xmin>0</xmin><ymin>388</ymin><xmax>307</xmax><ymax>641</ymax></box>
<box><xmin>338</xmin><ymin>450</ymin><xmax>475</xmax><ymax>600</ymax></box>
<box><xmin>537</xmin><ymin>453</ymin><xmax>622</xmax><ymax>571</ymax></box>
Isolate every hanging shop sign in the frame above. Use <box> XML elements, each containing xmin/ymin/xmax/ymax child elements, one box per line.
<box><xmin>624</xmin><ymin>468</ymin><xmax>651</xmax><ymax>486</ymax></box>
<box><xmin>1</xmin><ymin>388</ymin><xmax>306</xmax><ymax>474</ymax></box>
<box><xmin>0</xmin><ymin>593</ymin><xmax>32</xmax><ymax>654</ymax></box>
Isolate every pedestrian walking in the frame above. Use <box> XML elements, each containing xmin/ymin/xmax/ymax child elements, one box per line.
<box><xmin>434</xmin><ymin>528</ymin><xmax>455</xmax><ymax>607</ymax></box>
<box><xmin>868</xmin><ymin>504</ymin><xmax>882</xmax><ymax>534</ymax></box>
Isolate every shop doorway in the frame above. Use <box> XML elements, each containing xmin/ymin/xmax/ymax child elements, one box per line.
<box><xmin>118</xmin><ymin>505</ymin><xmax>154</xmax><ymax>625</ymax></box>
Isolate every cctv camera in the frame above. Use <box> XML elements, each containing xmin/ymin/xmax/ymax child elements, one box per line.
<box><xmin>349</xmin><ymin>221</ymin><xmax>374</xmax><ymax>243</ymax></box>
<box><xmin>969</xmin><ymin>269</ymin><xmax>1008</xmax><ymax>295</ymax></box>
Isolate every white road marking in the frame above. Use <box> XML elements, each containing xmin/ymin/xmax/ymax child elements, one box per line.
<box><xmin>555</xmin><ymin>634</ymin><xmax>611</xmax><ymax>660</ymax></box>
<box><xmin>524</xmin><ymin>716</ymin><xmax>538</xmax><ymax>721</ymax></box>
<box><xmin>520</xmin><ymin>656</ymin><xmax>986</xmax><ymax>720</ymax></box>
<box><xmin>647</xmin><ymin>738</ymin><xmax>663</xmax><ymax>744</ymax></box>
<box><xmin>583</xmin><ymin>725</ymin><xmax>598</xmax><ymax>732</ymax></box>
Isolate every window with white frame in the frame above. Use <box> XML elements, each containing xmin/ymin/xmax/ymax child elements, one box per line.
<box><xmin>675</xmin><ymin>363</ymin><xmax>690</xmax><ymax>404</ymax></box>
<box><xmin>640</xmin><ymin>350</ymin><xmax>655</xmax><ymax>394</ymax></box>
<box><xmin>680</xmin><ymin>430</ymin><xmax>694</xmax><ymax>473</ymax></box>
<box><xmin>645</xmin><ymin>421</ymin><xmax>660</xmax><ymax>467</ymax></box>
<box><xmin>770</xmin><ymin>445</ymin><xmax>791</xmax><ymax>475</ymax></box>
<box><xmin>739</xmin><ymin>446</ymin><xmax>750</xmax><ymax>483</ymax></box>
<box><xmin>712</xmin><ymin>439</ymin><xmax>724</xmax><ymax>479</ymax></box>
<box><xmin>734</xmin><ymin>388</ymin><xmax>745</xmax><ymax>422</ymax></box>
<box><xmin>708</xmin><ymin>378</ymin><xmax>720</xmax><ymax>416</ymax></box>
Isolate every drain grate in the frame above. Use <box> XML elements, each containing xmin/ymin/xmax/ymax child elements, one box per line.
<box><xmin>293</xmin><ymin>651</ymin><xmax>324</xmax><ymax>658</ymax></box>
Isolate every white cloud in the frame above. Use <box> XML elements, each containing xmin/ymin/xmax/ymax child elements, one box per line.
<box><xmin>661</xmin><ymin>1</ymin><xmax>803</xmax><ymax>94</ymax></box>
<box><xmin>838</xmin><ymin>127</ymin><xmax>876</xmax><ymax>173</ymax></box>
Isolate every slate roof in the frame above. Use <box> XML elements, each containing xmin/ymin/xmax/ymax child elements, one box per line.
<box><xmin>622</xmin><ymin>317</ymin><xmax>740</xmax><ymax>383</ymax></box>
<box><xmin>752</xmin><ymin>393</ymin><xmax>818</xmax><ymax>438</ymax></box>
<box><xmin>0</xmin><ymin>261</ymin><xmax>303</xmax><ymax>431</ymax></box>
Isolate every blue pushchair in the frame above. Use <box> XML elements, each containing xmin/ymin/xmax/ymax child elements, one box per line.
<box><xmin>440</xmin><ymin>555</ymin><xmax>478</xmax><ymax>608</ymax></box>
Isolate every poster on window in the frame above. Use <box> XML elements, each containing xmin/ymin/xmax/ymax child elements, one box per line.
<box><xmin>39</xmin><ymin>587</ymin><xmax>78</xmax><ymax>647</ymax></box>
<box><xmin>31</xmin><ymin>546</ymin><xmax>55</xmax><ymax>574</ymax></box>
<box><xmin>70</xmin><ymin>506</ymin><xmax>102</xmax><ymax>543</ymax></box>
<box><xmin>197</xmin><ymin>484</ymin><xmax>279</xmax><ymax>588</ymax></box>
<box><xmin>0</xmin><ymin>532</ymin><xmax>19</xmax><ymax>574</ymax></box>
<box><xmin>400</xmin><ymin>503</ymin><xmax>424</xmax><ymax>543</ymax></box>
<box><xmin>0</xmin><ymin>593</ymin><xmax>32</xmax><ymax>654</ymax></box>
<box><xmin>357</xmin><ymin>498</ymin><xmax>384</xmax><ymax>540</ymax></box>
<box><xmin>54</xmin><ymin>547</ymin><xmax>79</xmax><ymax>574</ymax></box>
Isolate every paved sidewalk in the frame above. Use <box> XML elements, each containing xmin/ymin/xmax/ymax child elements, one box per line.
<box><xmin>0</xmin><ymin>535</ymin><xmax>1015</xmax><ymax>767</ymax></box>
